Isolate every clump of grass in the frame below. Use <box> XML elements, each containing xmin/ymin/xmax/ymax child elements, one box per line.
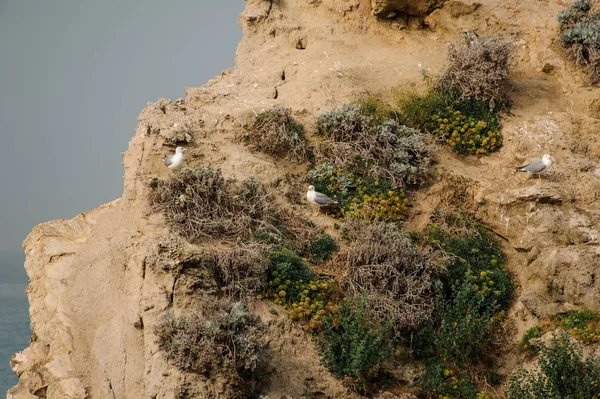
<box><xmin>343</xmin><ymin>221</ymin><xmax>444</xmax><ymax>330</ymax></box>
<box><xmin>251</xmin><ymin>106</ymin><xmax>308</xmax><ymax>162</ymax></box>
<box><xmin>519</xmin><ymin>326</ymin><xmax>543</xmax><ymax>356</ymax></box>
<box><xmin>558</xmin><ymin>0</ymin><xmax>600</xmax><ymax>84</ymax></box>
<box><xmin>156</xmin><ymin>301</ymin><xmax>267</xmax><ymax>398</ymax></box>
<box><xmin>150</xmin><ymin>168</ymin><xmax>281</xmax><ymax>242</ymax></box>
<box><xmin>437</xmin><ymin>32</ymin><xmax>513</xmax><ymax>109</ymax></box>
<box><xmin>508</xmin><ymin>331</ymin><xmax>600</xmax><ymax>399</ymax></box>
<box><xmin>314</xmin><ymin>104</ymin><xmax>433</xmax><ymax>187</ymax></box>
<box><xmin>306</xmin><ymin>163</ymin><xmax>409</xmax><ymax>223</ymax></box>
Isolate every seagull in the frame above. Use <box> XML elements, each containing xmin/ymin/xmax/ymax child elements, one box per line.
<box><xmin>163</xmin><ymin>147</ymin><xmax>185</xmax><ymax>170</ymax></box>
<box><xmin>516</xmin><ymin>154</ymin><xmax>552</xmax><ymax>181</ymax></box>
<box><xmin>306</xmin><ymin>185</ymin><xmax>338</xmax><ymax>216</ymax></box>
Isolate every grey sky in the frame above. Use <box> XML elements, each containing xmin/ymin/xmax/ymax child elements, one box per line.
<box><xmin>0</xmin><ymin>1</ymin><xmax>244</xmax><ymax>252</ymax></box>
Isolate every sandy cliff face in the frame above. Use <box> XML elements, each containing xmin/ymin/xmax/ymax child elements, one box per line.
<box><xmin>8</xmin><ymin>0</ymin><xmax>600</xmax><ymax>397</ymax></box>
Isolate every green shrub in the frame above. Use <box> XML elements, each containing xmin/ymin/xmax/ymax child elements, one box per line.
<box><xmin>268</xmin><ymin>248</ymin><xmax>313</xmax><ymax>289</ymax></box>
<box><xmin>316</xmin><ymin>297</ymin><xmax>394</xmax><ymax>383</ymax></box>
<box><xmin>156</xmin><ymin>302</ymin><xmax>267</xmax><ymax>398</ymax></box>
<box><xmin>437</xmin><ymin>32</ymin><xmax>513</xmax><ymax>108</ymax></box>
<box><xmin>251</xmin><ymin>106</ymin><xmax>308</xmax><ymax>162</ymax></box>
<box><xmin>399</xmin><ymin>89</ymin><xmax>504</xmax><ymax>156</ymax></box>
<box><xmin>558</xmin><ymin>0</ymin><xmax>600</xmax><ymax>84</ymax></box>
<box><xmin>306</xmin><ymin>163</ymin><xmax>409</xmax><ymax>223</ymax></box>
<box><xmin>413</xmin><ymin>210</ymin><xmax>514</xmax><ymax>398</ymax></box>
<box><xmin>310</xmin><ymin>234</ymin><xmax>339</xmax><ymax>262</ymax></box>
<box><xmin>428</xmin><ymin>209</ymin><xmax>513</xmax><ymax>311</ymax></box>
<box><xmin>434</xmin><ymin>279</ymin><xmax>503</xmax><ymax>366</ymax></box>
<box><xmin>432</xmin><ymin>107</ymin><xmax>502</xmax><ymax>156</ymax></box>
<box><xmin>397</xmin><ymin>88</ymin><xmax>456</xmax><ymax>132</ymax></box>
<box><xmin>507</xmin><ymin>331</ymin><xmax>600</xmax><ymax>399</ymax></box>
<box><xmin>419</xmin><ymin>359</ymin><xmax>480</xmax><ymax>399</ymax></box>
<box><xmin>519</xmin><ymin>326</ymin><xmax>543</xmax><ymax>355</ymax></box>
<box><xmin>399</xmin><ymin>89</ymin><xmax>503</xmax><ymax>156</ymax></box>
<box><xmin>358</xmin><ymin>95</ymin><xmax>398</xmax><ymax>125</ymax></box>
<box><xmin>556</xmin><ymin>309</ymin><xmax>600</xmax><ymax>343</ymax></box>
<box><xmin>314</xmin><ymin>105</ymin><xmax>433</xmax><ymax>186</ymax></box>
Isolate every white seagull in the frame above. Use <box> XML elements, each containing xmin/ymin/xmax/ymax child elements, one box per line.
<box><xmin>306</xmin><ymin>185</ymin><xmax>338</xmax><ymax>216</ymax></box>
<box><xmin>163</xmin><ymin>147</ymin><xmax>185</xmax><ymax>170</ymax></box>
<box><xmin>516</xmin><ymin>154</ymin><xmax>552</xmax><ymax>181</ymax></box>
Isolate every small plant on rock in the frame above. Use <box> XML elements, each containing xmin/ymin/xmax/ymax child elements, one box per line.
<box><xmin>519</xmin><ymin>326</ymin><xmax>543</xmax><ymax>356</ymax></box>
<box><xmin>555</xmin><ymin>309</ymin><xmax>600</xmax><ymax>343</ymax></box>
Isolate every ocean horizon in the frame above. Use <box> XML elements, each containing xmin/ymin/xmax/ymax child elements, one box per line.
<box><xmin>0</xmin><ymin>251</ymin><xmax>30</xmax><ymax>395</ymax></box>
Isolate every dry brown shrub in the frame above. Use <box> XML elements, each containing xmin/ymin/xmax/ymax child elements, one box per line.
<box><xmin>250</xmin><ymin>106</ymin><xmax>308</xmax><ymax>163</ymax></box>
<box><xmin>342</xmin><ymin>221</ymin><xmax>445</xmax><ymax>330</ymax></box>
<box><xmin>209</xmin><ymin>241</ymin><xmax>269</xmax><ymax>299</ymax></box>
<box><xmin>155</xmin><ymin>300</ymin><xmax>267</xmax><ymax>397</ymax></box>
<box><xmin>150</xmin><ymin>167</ymin><xmax>282</xmax><ymax>242</ymax></box>
<box><xmin>437</xmin><ymin>32</ymin><xmax>513</xmax><ymax>108</ymax></box>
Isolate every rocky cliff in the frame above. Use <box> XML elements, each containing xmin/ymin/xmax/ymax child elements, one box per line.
<box><xmin>8</xmin><ymin>0</ymin><xmax>600</xmax><ymax>398</ymax></box>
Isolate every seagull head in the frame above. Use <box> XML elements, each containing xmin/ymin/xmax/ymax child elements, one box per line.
<box><xmin>543</xmin><ymin>154</ymin><xmax>550</xmax><ymax>161</ymax></box>
<box><xmin>176</xmin><ymin>147</ymin><xmax>185</xmax><ymax>154</ymax></box>
<box><xmin>308</xmin><ymin>185</ymin><xmax>315</xmax><ymax>192</ymax></box>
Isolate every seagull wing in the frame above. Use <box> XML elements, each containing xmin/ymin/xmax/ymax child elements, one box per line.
<box><xmin>163</xmin><ymin>154</ymin><xmax>174</xmax><ymax>167</ymax></box>
<box><xmin>313</xmin><ymin>192</ymin><xmax>338</xmax><ymax>205</ymax></box>
<box><xmin>516</xmin><ymin>159</ymin><xmax>546</xmax><ymax>173</ymax></box>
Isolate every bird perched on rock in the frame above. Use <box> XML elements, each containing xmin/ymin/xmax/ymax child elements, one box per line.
<box><xmin>306</xmin><ymin>185</ymin><xmax>338</xmax><ymax>216</ymax></box>
<box><xmin>516</xmin><ymin>154</ymin><xmax>552</xmax><ymax>181</ymax></box>
<box><xmin>163</xmin><ymin>147</ymin><xmax>185</xmax><ymax>170</ymax></box>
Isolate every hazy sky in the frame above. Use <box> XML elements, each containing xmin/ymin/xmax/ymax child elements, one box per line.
<box><xmin>0</xmin><ymin>1</ymin><xmax>245</xmax><ymax>252</ymax></box>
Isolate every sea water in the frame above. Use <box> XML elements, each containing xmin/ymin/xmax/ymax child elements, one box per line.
<box><xmin>0</xmin><ymin>252</ymin><xmax>30</xmax><ymax>395</ymax></box>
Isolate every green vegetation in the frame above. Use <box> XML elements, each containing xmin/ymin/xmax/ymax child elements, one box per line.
<box><xmin>413</xmin><ymin>209</ymin><xmax>513</xmax><ymax>398</ymax></box>
<box><xmin>519</xmin><ymin>326</ymin><xmax>543</xmax><ymax>356</ymax></box>
<box><xmin>507</xmin><ymin>331</ymin><xmax>600</xmax><ymax>399</ymax></box>
<box><xmin>556</xmin><ymin>309</ymin><xmax>600</xmax><ymax>343</ymax></box>
<box><xmin>558</xmin><ymin>0</ymin><xmax>600</xmax><ymax>84</ymax></box>
<box><xmin>306</xmin><ymin>162</ymin><xmax>409</xmax><ymax>223</ymax></box>
<box><xmin>316</xmin><ymin>297</ymin><xmax>394</xmax><ymax>388</ymax></box>
<box><xmin>399</xmin><ymin>89</ymin><xmax>503</xmax><ymax>156</ymax></box>
<box><xmin>309</xmin><ymin>233</ymin><xmax>339</xmax><ymax>262</ymax></box>
<box><xmin>265</xmin><ymin>248</ymin><xmax>339</xmax><ymax>332</ymax></box>
<box><xmin>251</xmin><ymin>106</ymin><xmax>308</xmax><ymax>162</ymax></box>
